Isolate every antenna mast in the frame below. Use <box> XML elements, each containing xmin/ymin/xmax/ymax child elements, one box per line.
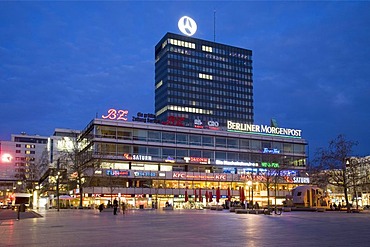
<box><xmin>214</xmin><ymin>9</ymin><xmax>216</xmax><ymax>42</ymax></box>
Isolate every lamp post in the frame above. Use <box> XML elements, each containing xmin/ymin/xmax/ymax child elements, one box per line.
<box><xmin>56</xmin><ymin>158</ymin><xmax>60</xmax><ymax>212</ymax></box>
<box><xmin>56</xmin><ymin>171</ymin><xmax>60</xmax><ymax>212</ymax></box>
<box><xmin>247</xmin><ymin>180</ymin><xmax>252</xmax><ymax>207</ymax></box>
<box><xmin>109</xmin><ymin>167</ymin><xmax>113</xmax><ymax>207</ymax></box>
<box><xmin>249</xmin><ymin>173</ymin><xmax>254</xmax><ymax>208</ymax></box>
<box><xmin>274</xmin><ymin>170</ymin><xmax>278</xmax><ymax>214</ymax></box>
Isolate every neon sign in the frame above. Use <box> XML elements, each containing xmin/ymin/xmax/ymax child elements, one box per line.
<box><xmin>261</xmin><ymin>162</ymin><xmax>280</xmax><ymax>168</ymax></box>
<box><xmin>162</xmin><ymin>116</ymin><xmax>185</xmax><ymax>126</ymax></box>
<box><xmin>102</xmin><ymin>108</ymin><xmax>128</xmax><ymax>121</ymax></box>
<box><xmin>227</xmin><ymin>120</ymin><xmax>302</xmax><ymax>138</ymax></box>
<box><xmin>194</xmin><ymin>118</ymin><xmax>219</xmax><ymax>130</ymax></box>
<box><xmin>134</xmin><ymin>171</ymin><xmax>157</xmax><ymax>177</ymax></box>
<box><xmin>123</xmin><ymin>154</ymin><xmax>152</xmax><ymax>161</ymax></box>
<box><xmin>216</xmin><ymin>160</ymin><xmax>258</xmax><ymax>167</ymax></box>
<box><xmin>178</xmin><ymin>16</ymin><xmax>197</xmax><ymax>36</ymax></box>
<box><xmin>194</xmin><ymin>118</ymin><xmax>203</xmax><ymax>129</ymax></box>
<box><xmin>106</xmin><ymin>170</ymin><xmax>129</xmax><ymax>176</ymax></box>
<box><xmin>184</xmin><ymin>157</ymin><xmax>210</xmax><ymax>164</ymax></box>
<box><xmin>207</xmin><ymin>121</ymin><xmax>219</xmax><ymax>130</ymax></box>
<box><xmin>173</xmin><ymin>172</ymin><xmax>226</xmax><ymax>180</ymax></box>
<box><xmin>293</xmin><ymin>177</ymin><xmax>310</xmax><ymax>183</ymax></box>
<box><xmin>165</xmin><ymin>156</ymin><xmax>175</xmax><ymax>163</ymax></box>
<box><xmin>262</xmin><ymin>148</ymin><xmax>280</xmax><ymax>154</ymax></box>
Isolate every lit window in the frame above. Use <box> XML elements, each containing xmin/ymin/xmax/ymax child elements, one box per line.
<box><xmin>199</xmin><ymin>73</ymin><xmax>213</xmax><ymax>80</ymax></box>
<box><xmin>156</xmin><ymin>80</ymin><xmax>163</xmax><ymax>89</ymax></box>
<box><xmin>202</xmin><ymin>45</ymin><xmax>213</xmax><ymax>52</ymax></box>
<box><xmin>162</xmin><ymin>40</ymin><xmax>168</xmax><ymax>49</ymax></box>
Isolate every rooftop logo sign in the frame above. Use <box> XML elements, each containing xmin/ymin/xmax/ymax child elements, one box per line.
<box><xmin>178</xmin><ymin>16</ymin><xmax>197</xmax><ymax>36</ymax></box>
<box><xmin>227</xmin><ymin>120</ymin><xmax>302</xmax><ymax>138</ymax></box>
<box><xmin>102</xmin><ymin>108</ymin><xmax>128</xmax><ymax>121</ymax></box>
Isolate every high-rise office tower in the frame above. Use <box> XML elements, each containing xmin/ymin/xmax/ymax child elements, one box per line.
<box><xmin>155</xmin><ymin>32</ymin><xmax>253</xmax><ymax>129</ymax></box>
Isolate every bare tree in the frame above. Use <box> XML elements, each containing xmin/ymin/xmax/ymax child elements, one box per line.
<box><xmin>346</xmin><ymin>156</ymin><xmax>370</xmax><ymax>210</ymax></box>
<box><xmin>24</xmin><ymin>149</ymin><xmax>49</xmax><ymax>208</ymax></box>
<box><xmin>57</xmin><ymin>132</ymin><xmax>94</xmax><ymax>209</ymax></box>
<box><xmin>313</xmin><ymin>134</ymin><xmax>358</xmax><ymax>212</ymax></box>
<box><xmin>260</xmin><ymin>153</ymin><xmax>284</xmax><ymax>212</ymax></box>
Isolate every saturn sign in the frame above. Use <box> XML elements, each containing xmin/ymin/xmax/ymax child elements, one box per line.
<box><xmin>178</xmin><ymin>16</ymin><xmax>197</xmax><ymax>36</ymax></box>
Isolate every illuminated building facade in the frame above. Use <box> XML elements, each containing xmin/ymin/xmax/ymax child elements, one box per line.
<box><xmin>77</xmin><ymin>118</ymin><xmax>308</xmax><ymax>209</ymax></box>
<box><xmin>155</xmin><ymin>33</ymin><xmax>253</xmax><ymax>127</ymax></box>
<box><xmin>0</xmin><ymin>134</ymin><xmax>48</xmax><ymax>182</ymax></box>
<box><xmin>0</xmin><ymin>133</ymin><xmax>48</xmax><ymax>206</ymax></box>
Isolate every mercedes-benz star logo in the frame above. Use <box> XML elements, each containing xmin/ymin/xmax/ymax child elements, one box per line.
<box><xmin>178</xmin><ymin>16</ymin><xmax>197</xmax><ymax>36</ymax></box>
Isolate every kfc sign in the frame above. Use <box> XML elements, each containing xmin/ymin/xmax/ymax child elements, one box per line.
<box><xmin>173</xmin><ymin>172</ymin><xmax>227</xmax><ymax>180</ymax></box>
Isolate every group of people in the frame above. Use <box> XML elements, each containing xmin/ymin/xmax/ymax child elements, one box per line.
<box><xmin>98</xmin><ymin>199</ymin><xmax>126</xmax><ymax>215</ymax></box>
<box><xmin>331</xmin><ymin>202</ymin><xmax>342</xmax><ymax>211</ymax></box>
<box><xmin>230</xmin><ymin>200</ymin><xmax>259</xmax><ymax>209</ymax></box>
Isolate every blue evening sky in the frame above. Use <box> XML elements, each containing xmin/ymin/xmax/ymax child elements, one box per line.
<box><xmin>1</xmin><ymin>1</ymin><xmax>369</xmax><ymax>157</ymax></box>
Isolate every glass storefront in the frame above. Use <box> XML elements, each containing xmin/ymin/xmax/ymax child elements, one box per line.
<box><xmin>77</xmin><ymin>119</ymin><xmax>308</xmax><ymax>209</ymax></box>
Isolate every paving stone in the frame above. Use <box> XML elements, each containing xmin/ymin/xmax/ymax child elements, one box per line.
<box><xmin>1</xmin><ymin>209</ymin><xmax>369</xmax><ymax>247</ymax></box>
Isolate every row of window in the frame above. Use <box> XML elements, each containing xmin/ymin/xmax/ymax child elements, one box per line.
<box><xmin>93</xmin><ymin>126</ymin><xmax>305</xmax><ymax>154</ymax></box>
<box><xmin>202</xmin><ymin>45</ymin><xmax>213</xmax><ymax>52</ymax></box>
<box><xmin>167</xmin><ymin>67</ymin><xmax>252</xmax><ymax>81</ymax></box>
<box><xmin>15</xmin><ymin>157</ymin><xmax>35</xmax><ymax>161</ymax></box>
<box><xmin>167</xmin><ymin>101</ymin><xmax>253</xmax><ymax>117</ymax></box>
<box><xmin>167</xmin><ymin>105</ymin><xmax>213</xmax><ymax>115</ymax></box>
<box><xmin>95</xmin><ymin>143</ymin><xmax>306</xmax><ymax>167</ymax></box>
<box><xmin>182</xmin><ymin>62</ymin><xmax>252</xmax><ymax>76</ymax></box>
<box><xmin>164</xmin><ymin>73</ymin><xmax>252</xmax><ymax>88</ymax></box>
<box><xmin>178</xmin><ymin>62</ymin><xmax>250</xmax><ymax>75</ymax></box>
<box><xmin>15</xmin><ymin>150</ymin><xmax>36</xmax><ymax>154</ymax></box>
<box><xmin>199</xmin><ymin>73</ymin><xmax>213</xmax><ymax>80</ymax></box>
<box><xmin>15</xmin><ymin>162</ymin><xmax>30</xmax><ymax>167</ymax></box>
<box><xmin>168</xmin><ymin>77</ymin><xmax>252</xmax><ymax>91</ymax></box>
<box><xmin>166</xmin><ymin>58</ymin><xmax>252</xmax><ymax>79</ymax></box>
<box><xmin>163</xmin><ymin>38</ymin><xmax>251</xmax><ymax>61</ymax></box>
<box><xmin>167</xmin><ymin>43</ymin><xmax>252</xmax><ymax>63</ymax></box>
<box><xmin>167</xmin><ymin>86</ymin><xmax>253</xmax><ymax>101</ymax></box>
<box><xmin>14</xmin><ymin>137</ymin><xmax>47</xmax><ymax>144</ymax></box>
<box><xmin>15</xmin><ymin>144</ymin><xmax>36</xmax><ymax>148</ymax></box>
<box><xmin>167</xmin><ymin>48</ymin><xmax>252</xmax><ymax>70</ymax></box>
<box><xmin>156</xmin><ymin>105</ymin><xmax>252</xmax><ymax>120</ymax></box>
<box><xmin>164</xmin><ymin>38</ymin><xmax>196</xmax><ymax>49</ymax></box>
<box><xmin>167</xmin><ymin>97</ymin><xmax>253</xmax><ymax>113</ymax></box>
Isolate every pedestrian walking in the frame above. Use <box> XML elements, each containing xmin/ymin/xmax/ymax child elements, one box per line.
<box><xmin>113</xmin><ymin>198</ymin><xmax>118</xmax><ymax>215</ymax></box>
<box><xmin>122</xmin><ymin>202</ymin><xmax>126</xmax><ymax>214</ymax></box>
<box><xmin>98</xmin><ymin>203</ymin><xmax>104</xmax><ymax>212</ymax></box>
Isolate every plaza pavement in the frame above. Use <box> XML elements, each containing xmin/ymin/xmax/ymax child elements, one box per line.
<box><xmin>1</xmin><ymin>208</ymin><xmax>370</xmax><ymax>247</ymax></box>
